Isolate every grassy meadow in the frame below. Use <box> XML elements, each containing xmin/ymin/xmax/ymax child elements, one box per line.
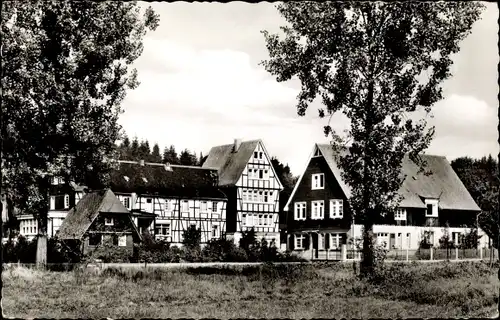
<box><xmin>2</xmin><ymin>261</ymin><xmax>499</xmax><ymax>318</ymax></box>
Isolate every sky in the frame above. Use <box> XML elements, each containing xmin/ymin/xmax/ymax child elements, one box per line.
<box><xmin>119</xmin><ymin>2</ymin><xmax>499</xmax><ymax>175</ymax></box>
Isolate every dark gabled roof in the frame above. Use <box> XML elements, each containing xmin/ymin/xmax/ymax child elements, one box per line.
<box><xmin>203</xmin><ymin>139</ymin><xmax>283</xmax><ymax>189</ymax></box>
<box><xmin>109</xmin><ymin>161</ymin><xmax>226</xmax><ymax>199</ymax></box>
<box><xmin>202</xmin><ymin>140</ymin><xmax>261</xmax><ymax>186</ymax></box>
<box><xmin>285</xmin><ymin>143</ymin><xmax>481</xmax><ymax>212</ymax></box>
<box><xmin>57</xmin><ymin>189</ymin><xmax>136</xmax><ymax>240</ymax></box>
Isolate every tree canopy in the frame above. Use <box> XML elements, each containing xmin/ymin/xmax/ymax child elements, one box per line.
<box><xmin>262</xmin><ymin>2</ymin><xmax>484</xmax><ymax>276</ymax></box>
<box><xmin>1</xmin><ymin>1</ymin><xmax>159</xmax><ymax>265</ymax></box>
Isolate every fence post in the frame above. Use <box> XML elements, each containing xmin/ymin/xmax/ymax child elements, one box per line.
<box><xmin>455</xmin><ymin>247</ymin><xmax>459</xmax><ymax>260</ymax></box>
<box><xmin>430</xmin><ymin>247</ymin><xmax>433</xmax><ymax>261</ymax></box>
<box><xmin>341</xmin><ymin>244</ymin><xmax>347</xmax><ymax>261</ymax></box>
<box><xmin>406</xmin><ymin>248</ymin><xmax>409</xmax><ymax>262</ymax></box>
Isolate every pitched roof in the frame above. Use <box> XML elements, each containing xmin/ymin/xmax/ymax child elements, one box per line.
<box><xmin>202</xmin><ymin>139</ymin><xmax>261</xmax><ymax>186</ymax></box>
<box><xmin>285</xmin><ymin>143</ymin><xmax>480</xmax><ymax>212</ymax></box>
<box><xmin>109</xmin><ymin>161</ymin><xmax>226</xmax><ymax>199</ymax></box>
<box><xmin>57</xmin><ymin>189</ymin><xmax>134</xmax><ymax>240</ymax></box>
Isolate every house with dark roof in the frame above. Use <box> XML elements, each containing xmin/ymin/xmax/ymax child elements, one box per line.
<box><xmin>203</xmin><ymin>139</ymin><xmax>284</xmax><ymax>246</ymax></box>
<box><xmin>57</xmin><ymin>189</ymin><xmax>141</xmax><ymax>254</ymax></box>
<box><xmin>15</xmin><ymin>178</ymin><xmax>87</xmax><ymax>240</ymax></box>
<box><xmin>284</xmin><ymin>143</ymin><xmax>490</xmax><ymax>260</ymax></box>
<box><xmin>109</xmin><ymin>160</ymin><xmax>228</xmax><ymax>245</ymax></box>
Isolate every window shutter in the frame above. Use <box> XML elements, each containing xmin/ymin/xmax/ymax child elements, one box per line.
<box><xmin>289</xmin><ymin>234</ymin><xmax>295</xmax><ymax>250</ymax></box>
<box><xmin>312</xmin><ymin>233</ymin><xmax>318</xmax><ymax>248</ymax></box>
<box><xmin>341</xmin><ymin>233</ymin><xmax>347</xmax><ymax>245</ymax></box>
<box><xmin>325</xmin><ymin>233</ymin><xmax>330</xmax><ymax>249</ymax></box>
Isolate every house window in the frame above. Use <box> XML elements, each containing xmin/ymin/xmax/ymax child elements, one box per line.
<box><xmin>264</xmin><ymin>192</ymin><xmax>268</xmax><ymax>202</ymax></box>
<box><xmin>242</xmin><ymin>214</ymin><xmax>247</xmax><ymax>226</ymax></box>
<box><xmin>181</xmin><ymin>200</ymin><xmax>189</xmax><ymax>212</ymax></box>
<box><xmin>329</xmin><ymin>199</ymin><xmax>343</xmax><ymax>219</ymax></box>
<box><xmin>425</xmin><ymin>199</ymin><xmax>439</xmax><ymax>217</ymax></box>
<box><xmin>295</xmin><ymin>234</ymin><xmax>305</xmax><ymax>249</ymax></box>
<box><xmin>201</xmin><ymin>201</ymin><xmax>208</xmax><ymax>212</ymax></box>
<box><xmin>377</xmin><ymin>233</ymin><xmax>390</xmax><ymax>249</ymax></box>
<box><xmin>253</xmin><ymin>190</ymin><xmax>258</xmax><ymax>202</ymax></box>
<box><xmin>424</xmin><ymin>231</ymin><xmax>435</xmax><ymax>246</ymax></box>
<box><xmin>212</xmin><ymin>225</ymin><xmax>219</xmax><ymax>238</ymax></box>
<box><xmin>64</xmin><ymin>194</ymin><xmax>70</xmax><ymax>209</ymax></box>
<box><xmin>89</xmin><ymin>234</ymin><xmax>101</xmax><ymax>246</ymax></box>
<box><xmin>50</xmin><ymin>196</ymin><xmax>56</xmax><ymax>210</ymax></box>
<box><xmin>311</xmin><ymin>200</ymin><xmax>324</xmax><ymax>219</ymax></box>
<box><xmin>258</xmin><ymin>214</ymin><xmax>263</xmax><ymax>226</ymax></box>
<box><xmin>268</xmin><ymin>215</ymin><xmax>273</xmax><ymax>226</ymax></box>
<box><xmin>146</xmin><ymin>198</ymin><xmax>152</xmax><ymax>204</ymax></box>
<box><xmin>118</xmin><ymin>235</ymin><xmax>127</xmax><ymax>247</ymax></box>
<box><xmin>330</xmin><ymin>233</ymin><xmax>341</xmax><ymax>249</ymax></box>
<box><xmin>242</xmin><ymin>189</ymin><xmax>247</xmax><ymax>201</ymax></box>
<box><xmin>254</xmin><ymin>151</ymin><xmax>258</xmax><ymax>159</ymax></box>
<box><xmin>105</xmin><ymin>217</ymin><xmax>114</xmax><ymax>226</ymax></box>
<box><xmin>318</xmin><ymin>233</ymin><xmax>325</xmax><ymax>250</ymax></box>
<box><xmin>259</xmin><ymin>152</ymin><xmax>263</xmax><ymax>159</ymax></box>
<box><xmin>259</xmin><ymin>169</ymin><xmax>264</xmax><ymax>179</ymax></box>
<box><xmin>452</xmin><ymin>232</ymin><xmax>462</xmax><ymax>246</ymax></box>
<box><xmin>294</xmin><ymin>202</ymin><xmax>307</xmax><ymax>220</ymax></box>
<box><xmin>406</xmin><ymin>233</ymin><xmax>411</xmax><ymax>248</ymax></box>
<box><xmin>212</xmin><ymin>202</ymin><xmax>218</xmax><ymax>212</ymax></box>
<box><xmin>121</xmin><ymin>197</ymin><xmax>131</xmax><ymax>210</ymax></box>
<box><xmin>248</xmin><ymin>169</ymin><xmax>255</xmax><ymax>179</ymax></box>
<box><xmin>155</xmin><ymin>223</ymin><xmax>171</xmax><ymax>236</ymax></box>
<box><xmin>164</xmin><ymin>200</ymin><xmax>171</xmax><ymax>211</ymax></box>
<box><xmin>395</xmin><ymin>208</ymin><xmax>407</xmax><ymax>221</ymax></box>
<box><xmin>312</xmin><ymin>173</ymin><xmax>324</xmax><ymax>190</ymax></box>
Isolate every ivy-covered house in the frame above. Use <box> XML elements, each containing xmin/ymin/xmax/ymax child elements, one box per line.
<box><xmin>56</xmin><ymin>189</ymin><xmax>141</xmax><ymax>254</ymax></box>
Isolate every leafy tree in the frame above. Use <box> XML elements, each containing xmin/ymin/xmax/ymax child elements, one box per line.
<box><xmin>182</xmin><ymin>225</ymin><xmax>202</xmax><ymax>250</ymax></box>
<box><xmin>179</xmin><ymin>149</ymin><xmax>198</xmax><ymax>166</ymax></box>
<box><xmin>451</xmin><ymin>155</ymin><xmax>499</xmax><ymax>247</ymax></box>
<box><xmin>119</xmin><ymin>136</ymin><xmax>131</xmax><ymax>160</ymax></box>
<box><xmin>262</xmin><ymin>2</ymin><xmax>483</xmax><ymax>277</ymax></box>
<box><xmin>162</xmin><ymin>145</ymin><xmax>179</xmax><ymax>165</ymax></box>
<box><xmin>151</xmin><ymin>143</ymin><xmax>162</xmax><ymax>163</ymax></box>
<box><xmin>1</xmin><ymin>1</ymin><xmax>159</xmax><ymax>266</ymax></box>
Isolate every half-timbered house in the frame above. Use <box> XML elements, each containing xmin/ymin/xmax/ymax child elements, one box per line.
<box><xmin>203</xmin><ymin>139</ymin><xmax>283</xmax><ymax>245</ymax></box>
<box><xmin>16</xmin><ymin>178</ymin><xmax>86</xmax><ymax>240</ymax></box>
<box><xmin>284</xmin><ymin>143</ymin><xmax>490</xmax><ymax>260</ymax></box>
<box><xmin>57</xmin><ymin>189</ymin><xmax>141</xmax><ymax>255</ymax></box>
<box><xmin>109</xmin><ymin>160</ymin><xmax>228</xmax><ymax>245</ymax></box>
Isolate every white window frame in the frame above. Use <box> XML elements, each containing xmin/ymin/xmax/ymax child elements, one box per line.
<box><xmin>122</xmin><ymin>196</ymin><xmax>131</xmax><ymax>210</ymax></box>
<box><xmin>406</xmin><ymin>233</ymin><xmax>411</xmax><ymax>249</ymax></box>
<box><xmin>311</xmin><ymin>173</ymin><xmax>325</xmax><ymax>190</ymax></box>
<box><xmin>156</xmin><ymin>223</ymin><xmax>171</xmax><ymax>236</ymax></box>
<box><xmin>181</xmin><ymin>200</ymin><xmax>189</xmax><ymax>213</ymax></box>
<box><xmin>105</xmin><ymin>217</ymin><xmax>114</xmax><ymax>226</ymax></box>
<box><xmin>395</xmin><ymin>208</ymin><xmax>407</xmax><ymax>221</ymax></box>
<box><xmin>212</xmin><ymin>202</ymin><xmax>218</xmax><ymax>212</ymax></box>
<box><xmin>50</xmin><ymin>196</ymin><xmax>56</xmax><ymax>210</ymax></box>
<box><xmin>295</xmin><ymin>234</ymin><xmax>305</xmax><ymax>249</ymax></box>
<box><xmin>118</xmin><ymin>235</ymin><xmax>127</xmax><ymax>247</ymax></box>
<box><xmin>329</xmin><ymin>199</ymin><xmax>343</xmax><ymax>219</ymax></box>
<box><xmin>311</xmin><ymin>200</ymin><xmax>324</xmax><ymax>219</ymax></box>
<box><xmin>318</xmin><ymin>233</ymin><xmax>325</xmax><ymax>250</ymax></box>
<box><xmin>64</xmin><ymin>194</ymin><xmax>70</xmax><ymax>209</ymax></box>
<box><xmin>242</xmin><ymin>214</ymin><xmax>247</xmax><ymax>226</ymax></box>
<box><xmin>330</xmin><ymin>233</ymin><xmax>341</xmax><ymax>249</ymax></box>
<box><xmin>294</xmin><ymin>202</ymin><xmax>307</xmax><ymax>221</ymax></box>
<box><xmin>200</xmin><ymin>201</ymin><xmax>208</xmax><ymax>213</ymax></box>
<box><xmin>425</xmin><ymin>199</ymin><xmax>439</xmax><ymax>217</ymax></box>
<box><xmin>212</xmin><ymin>225</ymin><xmax>219</xmax><ymax>238</ymax></box>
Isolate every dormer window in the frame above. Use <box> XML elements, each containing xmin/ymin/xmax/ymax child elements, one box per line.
<box><xmin>142</xmin><ymin>177</ymin><xmax>148</xmax><ymax>183</ymax></box>
<box><xmin>105</xmin><ymin>217</ymin><xmax>114</xmax><ymax>226</ymax></box>
<box><xmin>425</xmin><ymin>199</ymin><xmax>439</xmax><ymax>217</ymax></box>
<box><xmin>123</xmin><ymin>176</ymin><xmax>130</xmax><ymax>182</ymax></box>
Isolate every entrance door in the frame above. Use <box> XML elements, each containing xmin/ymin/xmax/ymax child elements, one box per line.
<box><xmin>389</xmin><ymin>233</ymin><xmax>396</xmax><ymax>249</ymax></box>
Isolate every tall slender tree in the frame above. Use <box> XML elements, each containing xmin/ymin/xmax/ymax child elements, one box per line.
<box><xmin>262</xmin><ymin>2</ymin><xmax>483</xmax><ymax>276</ymax></box>
<box><xmin>151</xmin><ymin>143</ymin><xmax>162</xmax><ymax>163</ymax></box>
<box><xmin>162</xmin><ymin>145</ymin><xmax>179</xmax><ymax>165</ymax></box>
<box><xmin>1</xmin><ymin>1</ymin><xmax>159</xmax><ymax>266</ymax></box>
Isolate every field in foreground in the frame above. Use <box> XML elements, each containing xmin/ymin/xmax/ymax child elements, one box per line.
<box><xmin>2</xmin><ymin>261</ymin><xmax>499</xmax><ymax>318</ymax></box>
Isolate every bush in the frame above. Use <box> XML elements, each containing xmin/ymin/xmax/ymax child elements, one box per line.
<box><xmin>89</xmin><ymin>243</ymin><xmax>133</xmax><ymax>263</ymax></box>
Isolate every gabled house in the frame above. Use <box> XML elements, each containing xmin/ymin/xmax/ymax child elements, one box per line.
<box><xmin>284</xmin><ymin>143</ymin><xmax>489</xmax><ymax>260</ymax></box>
<box><xmin>14</xmin><ymin>179</ymin><xmax>86</xmax><ymax>240</ymax></box>
<box><xmin>203</xmin><ymin>139</ymin><xmax>283</xmax><ymax>245</ymax></box>
<box><xmin>57</xmin><ymin>189</ymin><xmax>141</xmax><ymax>254</ymax></box>
<box><xmin>109</xmin><ymin>160</ymin><xmax>228</xmax><ymax>245</ymax></box>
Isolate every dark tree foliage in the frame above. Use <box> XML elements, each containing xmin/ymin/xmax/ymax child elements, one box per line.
<box><xmin>163</xmin><ymin>145</ymin><xmax>179</xmax><ymax>165</ymax></box>
<box><xmin>179</xmin><ymin>149</ymin><xmax>198</xmax><ymax>166</ymax></box>
<box><xmin>1</xmin><ymin>1</ymin><xmax>159</xmax><ymax>265</ymax></box>
<box><xmin>262</xmin><ymin>2</ymin><xmax>483</xmax><ymax>277</ymax></box>
<box><xmin>270</xmin><ymin>157</ymin><xmax>298</xmax><ymax>228</ymax></box>
<box><xmin>138</xmin><ymin>140</ymin><xmax>151</xmax><ymax>161</ymax></box>
<box><xmin>451</xmin><ymin>155</ymin><xmax>499</xmax><ymax>247</ymax></box>
<box><xmin>151</xmin><ymin>143</ymin><xmax>162</xmax><ymax>163</ymax></box>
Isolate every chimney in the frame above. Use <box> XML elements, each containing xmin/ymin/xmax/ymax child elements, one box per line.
<box><xmin>233</xmin><ymin>139</ymin><xmax>242</xmax><ymax>153</ymax></box>
<box><xmin>139</xmin><ymin>159</ymin><xmax>145</xmax><ymax>166</ymax></box>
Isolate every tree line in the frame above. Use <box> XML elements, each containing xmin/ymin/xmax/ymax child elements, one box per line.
<box><xmin>451</xmin><ymin>155</ymin><xmax>499</xmax><ymax>247</ymax></box>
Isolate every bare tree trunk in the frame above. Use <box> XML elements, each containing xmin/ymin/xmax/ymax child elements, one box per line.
<box><xmin>36</xmin><ymin>181</ymin><xmax>50</xmax><ymax>268</ymax></box>
<box><xmin>36</xmin><ymin>234</ymin><xmax>48</xmax><ymax>268</ymax></box>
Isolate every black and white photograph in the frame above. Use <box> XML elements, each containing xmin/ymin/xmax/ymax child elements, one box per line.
<box><xmin>1</xmin><ymin>1</ymin><xmax>499</xmax><ymax>318</ymax></box>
